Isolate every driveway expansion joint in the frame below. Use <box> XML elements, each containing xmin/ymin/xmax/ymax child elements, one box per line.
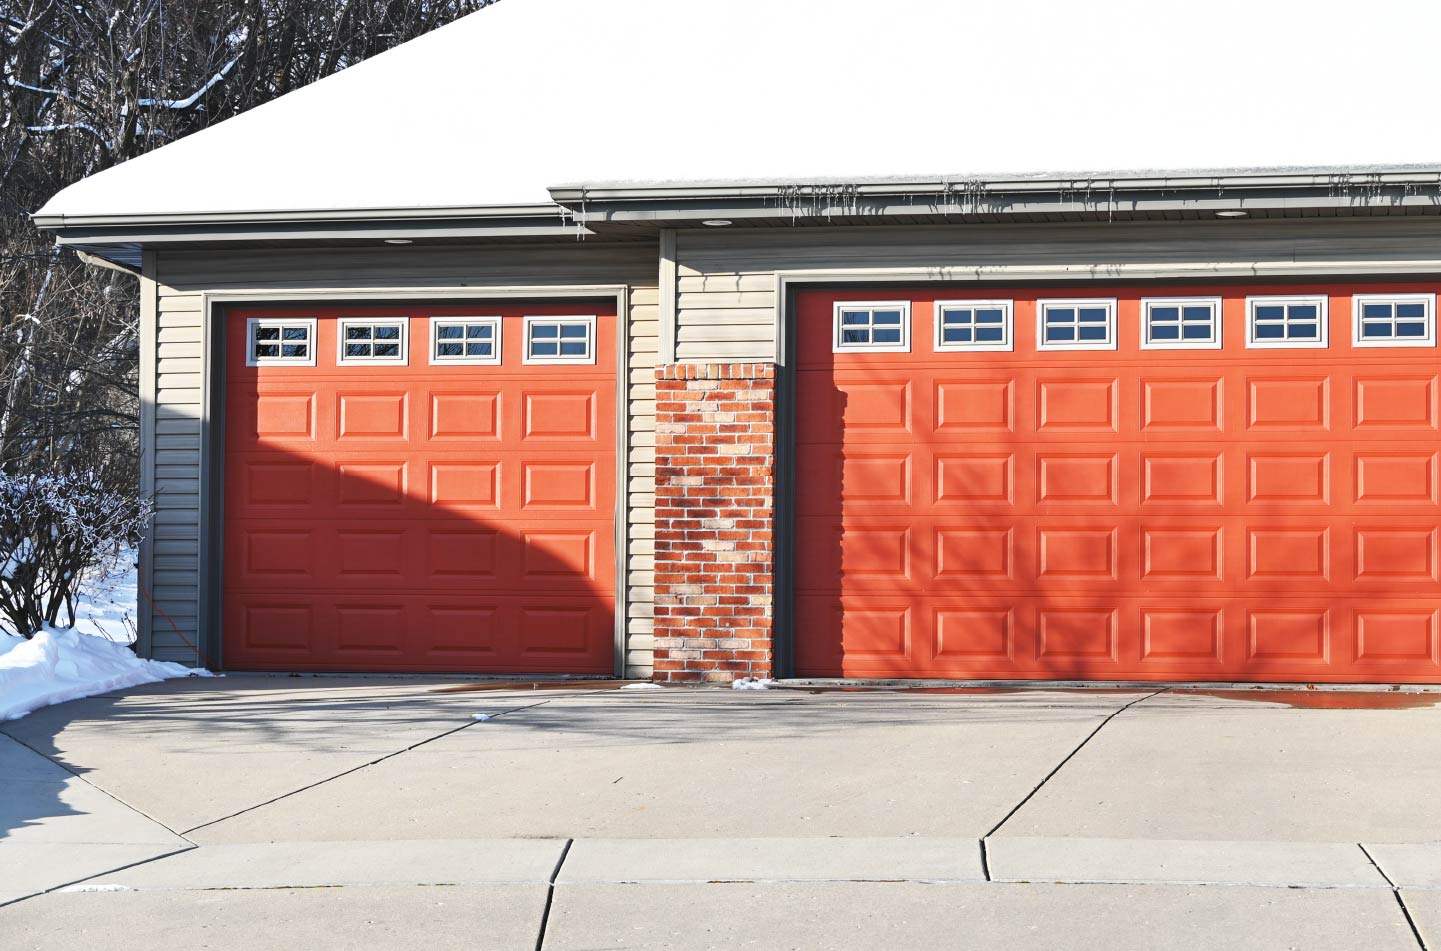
<box><xmin>1</xmin><ymin>730</ymin><xmax>195</xmax><ymax>846</ymax></box>
<box><xmin>535</xmin><ymin>839</ymin><xmax>574</xmax><ymax>951</ymax></box>
<box><xmin>1361</xmin><ymin>843</ymin><xmax>1430</xmax><ymax>950</ymax></box>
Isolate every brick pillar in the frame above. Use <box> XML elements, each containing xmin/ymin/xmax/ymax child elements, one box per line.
<box><xmin>653</xmin><ymin>363</ymin><xmax>777</xmax><ymax>683</ymax></box>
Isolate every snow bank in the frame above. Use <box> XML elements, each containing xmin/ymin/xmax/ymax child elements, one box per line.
<box><xmin>0</xmin><ymin>626</ymin><xmax>210</xmax><ymax>721</ymax></box>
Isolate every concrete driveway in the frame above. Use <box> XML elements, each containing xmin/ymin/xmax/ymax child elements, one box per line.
<box><xmin>2</xmin><ymin>677</ymin><xmax>1439</xmax><ymax>949</ymax></box>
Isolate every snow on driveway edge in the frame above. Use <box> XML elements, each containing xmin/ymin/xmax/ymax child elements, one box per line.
<box><xmin>0</xmin><ymin>627</ymin><xmax>211</xmax><ymax>721</ymax></box>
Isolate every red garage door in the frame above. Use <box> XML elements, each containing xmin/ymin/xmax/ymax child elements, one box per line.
<box><xmin>795</xmin><ymin>284</ymin><xmax>1441</xmax><ymax>683</ymax></box>
<box><xmin>223</xmin><ymin>303</ymin><xmax>615</xmax><ymax>673</ymax></box>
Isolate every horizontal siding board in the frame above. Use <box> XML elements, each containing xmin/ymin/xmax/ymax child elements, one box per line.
<box><xmin>673</xmin><ymin>307</ymin><xmax>775</xmax><ymax>325</ymax></box>
<box><xmin>676</xmin><ymin>291</ymin><xmax>772</xmax><ymax>310</ymax></box>
<box><xmin>677</xmin><ymin>273</ymin><xmax>776</xmax><ymax>293</ymax></box>
<box><xmin>677</xmin><ymin>324</ymin><xmax>780</xmax><ymax>343</ymax></box>
<box><xmin>675</xmin><ymin>341</ymin><xmax>773</xmax><ymax>361</ymax></box>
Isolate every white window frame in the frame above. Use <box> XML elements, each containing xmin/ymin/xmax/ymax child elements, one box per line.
<box><xmin>246</xmin><ymin>317</ymin><xmax>317</xmax><ymax>367</ymax></box>
<box><xmin>1245</xmin><ymin>295</ymin><xmax>1329</xmax><ymax>349</ymax></box>
<box><xmin>428</xmin><ymin>315</ymin><xmax>503</xmax><ymax>365</ymax></box>
<box><xmin>523</xmin><ymin>314</ymin><xmax>597</xmax><ymax>365</ymax></box>
<box><xmin>336</xmin><ymin>316</ymin><xmax>410</xmax><ymax>366</ymax></box>
<box><xmin>1139</xmin><ymin>296</ymin><xmax>1223</xmax><ymax>350</ymax></box>
<box><xmin>934</xmin><ymin>299</ymin><xmax>1014</xmax><ymax>352</ymax></box>
<box><xmin>1351</xmin><ymin>293</ymin><xmax>1437</xmax><ymax>348</ymax></box>
<box><xmin>1035</xmin><ymin>298</ymin><xmax>1118</xmax><ymax>352</ymax></box>
<box><xmin>832</xmin><ymin>301</ymin><xmax>912</xmax><ymax>353</ymax></box>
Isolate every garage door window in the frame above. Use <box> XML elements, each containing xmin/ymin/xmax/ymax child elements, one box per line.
<box><xmin>1246</xmin><ymin>296</ymin><xmax>1328</xmax><ymax>348</ymax></box>
<box><xmin>935</xmin><ymin>300</ymin><xmax>1012</xmax><ymax>351</ymax></box>
<box><xmin>246</xmin><ymin>317</ymin><xmax>316</xmax><ymax>367</ymax></box>
<box><xmin>338</xmin><ymin>317</ymin><xmax>409</xmax><ymax>364</ymax></box>
<box><xmin>1141</xmin><ymin>297</ymin><xmax>1222</xmax><ymax>349</ymax></box>
<box><xmin>1036</xmin><ymin>299</ymin><xmax>1117</xmax><ymax>351</ymax></box>
<box><xmin>430</xmin><ymin>316</ymin><xmax>502</xmax><ymax>365</ymax></box>
<box><xmin>1352</xmin><ymin>294</ymin><xmax>1436</xmax><ymax>347</ymax></box>
<box><xmin>525</xmin><ymin>315</ymin><xmax>596</xmax><ymax>364</ymax></box>
<box><xmin>832</xmin><ymin>302</ymin><xmax>911</xmax><ymax>352</ymax></box>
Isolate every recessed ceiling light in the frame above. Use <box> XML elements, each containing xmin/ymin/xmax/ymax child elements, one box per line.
<box><xmin>384</xmin><ymin>238</ymin><xmax>414</xmax><ymax>244</ymax></box>
<box><xmin>1215</xmin><ymin>210</ymin><xmax>1248</xmax><ymax>218</ymax></box>
<box><xmin>702</xmin><ymin>219</ymin><xmax>733</xmax><ymax>227</ymax></box>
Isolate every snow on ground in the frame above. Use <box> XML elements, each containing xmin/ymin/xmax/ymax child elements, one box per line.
<box><xmin>71</xmin><ymin>551</ymin><xmax>141</xmax><ymax>645</ymax></box>
<box><xmin>0</xmin><ymin>551</ymin><xmax>211</xmax><ymax>721</ymax></box>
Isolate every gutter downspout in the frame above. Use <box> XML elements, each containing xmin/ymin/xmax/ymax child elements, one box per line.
<box><xmin>76</xmin><ymin>249</ymin><xmax>141</xmax><ymax>276</ymax></box>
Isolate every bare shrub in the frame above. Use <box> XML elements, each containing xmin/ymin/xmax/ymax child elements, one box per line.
<box><xmin>0</xmin><ymin>470</ymin><xmax>152</xmax><ymax>636</ymax></box>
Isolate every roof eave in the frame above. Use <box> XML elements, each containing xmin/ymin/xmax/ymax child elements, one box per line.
<box><xmin>35</xmin><ymin>203</ymin><xmax>603</xmax><ymax>266</ymax></box>
<box><xmin>548</xmin><ymin>168</ymin><xmax>1441</xmax><ymax>223</ymax></box>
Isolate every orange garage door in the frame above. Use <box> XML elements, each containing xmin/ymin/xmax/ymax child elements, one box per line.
<box><xmin>223</xmin><ymin>303</ymin><xmax>615</xmax><ymax>673</ymax></box>
<box><xmin>795</xmin><ymin>284</ymin><xmax>1441</xmax><ymax>683</ymax></box>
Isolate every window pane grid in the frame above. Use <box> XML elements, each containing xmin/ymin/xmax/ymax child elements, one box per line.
<box><xmin>1142</xmin><ymin>298</ymin><xmax>1220</xmax><ymax>348</ymax></box>
<box><xmin>525</xmin><ymin>317</ymin><xmax>594</xmax><ymax>362</ymax></box>
<box><xmin>432</xmin><ymin>319</ymin><xmax>499</xmax><ymax>362</ymax></box>
<box><xmin>935</xmin><ymin>301</ymin><xmax>1012</xmax><ymax>350</ymax></box>
<box><xmin>1037</xmin><ymin>300</ymin><xmax>1115</xmax><ymax>349</ymax></box>
<box><xmin>839</xmin><ymin>308</ymin><xmax>902</xmax><ymax>346</ymax></box>
<box><xmin>833</xmin><ymin>302</ymin><xmax>911</xmax><ymax>351</ymax></box>
<box><xmin>1354</xmin><ymin>297</ymin><xmax>1433</xmax><ymax>345</ymax></box>
<box><xmin>338</xmin><ymin>320</ymin><xmax>407</xmax><ymax>363</ymax></box>
<box><xmin>1247</xmin><ymin>297</ymin><xmax>1328</xmax><ymax>348</ymax></box>
<box><xmin>249</xmin><ymin>320</ymin><xmax>313</xmax><ymax>364</ymax></box>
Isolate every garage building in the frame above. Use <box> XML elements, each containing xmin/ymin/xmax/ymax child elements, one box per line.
<box><xmin>36</xmin><ymin>4</ymin><xmax>1441</xmax><ymax>685</ymax></box>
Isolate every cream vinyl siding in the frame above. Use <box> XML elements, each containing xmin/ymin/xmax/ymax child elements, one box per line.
<box><xmin>669</xmin><ymin>218</ymin><xmax>1441</xmax><ymax>362</ymax></box>
<box><xmin>145</xmin><ymin>243</ymin><xmax>658</xmax><ymax>677</ymax></box>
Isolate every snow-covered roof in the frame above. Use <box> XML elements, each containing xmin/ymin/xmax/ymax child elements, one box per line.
<box><xmin>36</xmin><ymin>0</ymin><xmax>1441</xmax><ymax>223</ymax></box>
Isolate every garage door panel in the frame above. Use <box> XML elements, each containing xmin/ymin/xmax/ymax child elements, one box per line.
<box><xmin>1141</xmin><ymin>525</ymin><xmax>1225</xmax><ymax>583</ymax></box>
<box><xmin>223</xmin><ymin>305</ymin><xmax>616</xmax><ymax>674</ymax></box>
<box><xmin>1245</xmin><ymin>375</ymin><xmax>1332</xmax><ymax>431</ymax></box>
<box><xmin>232</xmin><ymin>389</ymin><xmax>321</xmax><ymax>446</ymax></box>
<box><xmin>796</xmin><ymin>286</ymin><xmax>1441</xmax><ymax>682</ymax></box>
<box><xmin>1352</xmin><ymin>374</ymin><xmax>1438</xmax><ymax>432</ymax></box>
<box><xmin>1140</xmin><ymin>376</ymin><xmax>1225</xmax><ymax>433</ymax></box>
<box><xmin>330</xmin><ymin>460</ymin><xmax>412</xmax><ymax>513</ymax></box>
<box><xmin>335</xmin><ymin>391</ymin><xmax>410</xmax><ymax>442</ymax></box>
<box><xmin>1352</xmin><ymin>604</ymin><xmax>1441</xmax><ymax>667</ymax></box>
<box><xmin>1246</xmin><ymin>451</ymin><xmax>1331</xmax><ymax>505</ymax></box>
<box><xmin>934</xmin><ymin>452</ymin><xmax>1016</xmax><ymax>506</ymax></box>
<box><xmin>333</xmin><ymin>528</ymin><xmax>411</xmax><ymax>584</ymax></box>
<box><xmin>428</xmin><ymin>461</ymin><xmax>501</xmax><ymax>511</ymax></box>
<box><xmin>1036</xmin><ymin>452</ymin><xmax>1118</xmax><ymax>505</ymax></box>
<box><xmin>1353</xmin><ymin>450</ymin><xmax>1438</xmax><ymax>505</ymax></box>
<box><xmin>1138</xmin><ymin>606</ymin><xmax>1226</xmax><ymax>667</ymax></box>
<box><xmin>228</xmin><ymin>458</ymin><xmax>318</xmax><ymax>511</ymax></box>
<box><xmin>1036</xmin><ymin>377</ymin><xmax>1119</xmax><ymax>432</ymax></box>
<box><xmin>427</xmin><ymin>389</ymin><xmax>503</xmax><ymax>441</ymax></box>
<box><xmin>224</xmin><ymin>598</ymin><xmax>315</xmax><ymax>657</ymax></box>
<box><xmin>522</xmin><ymin>389</ymin><xmax>604</xmax><ymax>441</ymax></box>
<box><xmin>1141</xmin><ymin>451</ymin><xmax>1224</xmax><ymax>506</ymax></box>
<box><xmin>1354</xmin><ymin>525</ymin><xmax>1439</xmax><ymax>584</ymax></box>
<box><xmin>935</xmin><ymin>379</ymin><xmax>1015</xmax><ymax>433</ymax></box>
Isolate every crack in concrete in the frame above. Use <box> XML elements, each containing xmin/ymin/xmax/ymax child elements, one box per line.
<box><xmin>179</xmin><ymin>699</ymin><xmax>555</xmax><ymax>837</ymax></box>
<box><xmin>982</xmin><ymin>687</ymin><xmax>1170</xmax><ymax>841</ymax></box>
